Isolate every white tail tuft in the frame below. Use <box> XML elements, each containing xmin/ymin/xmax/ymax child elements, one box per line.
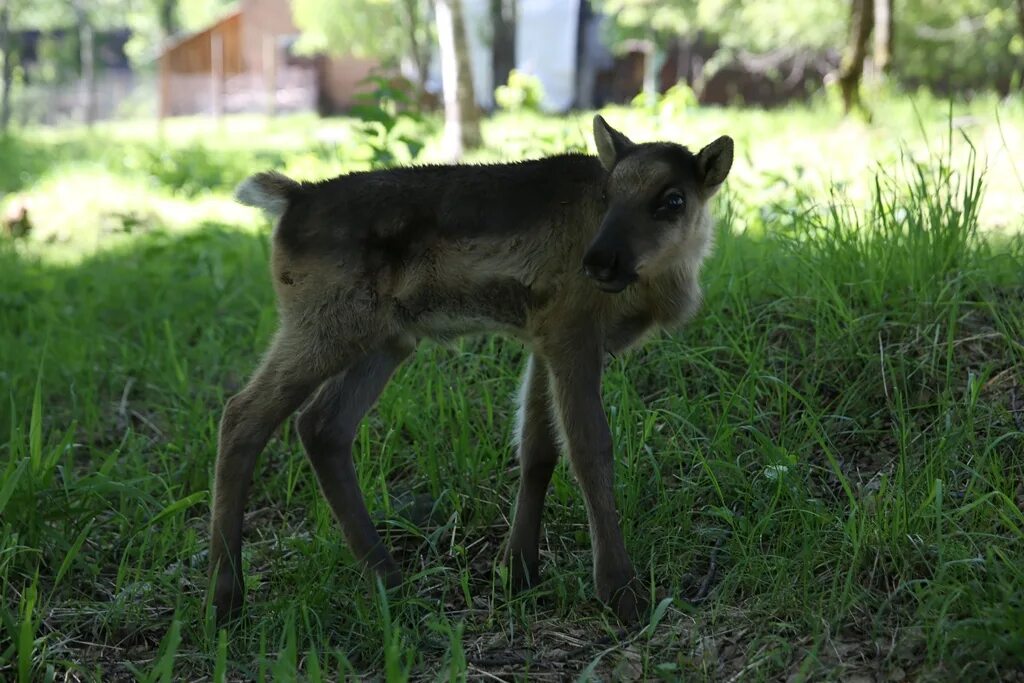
<box><xmin>234</xmin><ymin>171</ymin><xmax>299</xmax><ymax>219</ymax></box>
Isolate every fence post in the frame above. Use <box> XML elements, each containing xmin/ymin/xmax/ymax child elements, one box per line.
<box><xmin>159</xmin><ymin>51</ymin><xmax>171</xmax><ymax>120</ymax></box>
<box><xmin>264</xmin><ymin>33</ymin><xmax>277</xmax><ymax>118</ymax></box>
<box><xmin>211</xmin><ymin>31</ymin><xmax>224</xmax><ymax>120</ymax></box>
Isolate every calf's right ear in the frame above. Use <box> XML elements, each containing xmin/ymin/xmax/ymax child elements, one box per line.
<box><xmin>593</xmin><ymin>115</ymin><xmax>635</xmax><ymax>172</ymax></box>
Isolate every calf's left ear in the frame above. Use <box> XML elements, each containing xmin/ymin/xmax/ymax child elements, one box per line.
<box><xmin>697</xmin><ymin>136</ymin><xmax>734</xmax><ymax>193</ymax></box>
<box><xmin>593</xmin><ymin>115</ymin><xmax>636</xmax><ymax>172</ymax></box>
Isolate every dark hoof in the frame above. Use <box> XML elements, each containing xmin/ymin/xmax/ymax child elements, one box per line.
<box><xmin>510</xmin><ymin>564</ymin><xmax>540</xmax><ymax>593</ymax></box>
<box><xmin>211</xmin><ymin>573</ymin><xmax>244</xmax><ymax>625</ymax></box>
<box><xmin>602</xmin><ymin>577</ymin><xmax>650</xmax><ymax>625</ymax></box>
<box><xmin>379</xmin><ymin>564</ymin><xmax>404</xmax><ymax>591</ymax></box>
<box><xmin>505</xmin><ymin>550</ymin><xmax>540</xmax><ymax>592</ymax></box>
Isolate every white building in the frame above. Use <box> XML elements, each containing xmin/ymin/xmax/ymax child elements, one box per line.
<box><xmin>422</xmin><ymin>0</ymin><xmax>613</xmax><ymax>113</ymax></box>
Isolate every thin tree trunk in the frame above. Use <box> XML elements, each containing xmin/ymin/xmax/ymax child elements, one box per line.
<box><xmin>75</xmin><ymin>1</ymin><xmax>96</xmax><ymax>125</ymax></box>
<box><xmin>437</xmin><ymin>0</ymin><xmax>481</xmax><ymax>159</ymax></box>
<box><xmin>576</xmin><ymin>0</ymin><xmax>598</xmax><ymax>108</ymax></box>
<box><xmin>158</xmin><ymin>0</ymin><xmax>178</xmax><ymax>37</ymax></box>
<box><xmin>399</xmin><ymin>0</ymin><xmax>429</xmax><ymax>102</ymax></box>
<box><xmin>837</xmin><ymin>0</ymin><xmax>874</xmax><ymax>115</ymax></box>
<box><xmin>873</xmin><ymin>0</ymin><xmax>893</xmax><ymax>76</ymax></box>
<box><xmin>450</xmin><ymin>0</ymin><xmax>481</xmax><ymax>148</ymax></box>
<box><xmin>263</xmin><ymin>34</ymin><xmax>277</xmax><ymax>117</ymax></box>
<box><xmin>491</xmin><ymin>0</ymin><xmax>515</xmax><ymax>90</ymax></box>
<box><xmin>641</xmin><ymin>34</ymin><xmax>664</xmax><ymax>104</ymax></box>
<box><xmin>1017</xmin><ymin>0</ymin><xmax>1024</xmax><ymax>44</ymax></box>
<box><xmin>1016</xmin><ymin>0</ymin><xmax>1024</xmax><ymax>91</ymax></box>
<box><xmin>211</xmin><ymin>31</ymin><xmax>224</xmax><ymax>120</ymax></box>
<box><xmin>0</xmin><ymin>2</ymin><xmax>13</xmax><ymax>134</ymax></box>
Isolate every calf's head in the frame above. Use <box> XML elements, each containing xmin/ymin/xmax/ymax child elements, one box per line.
<box><xmin>582</xmin><ymin>115</ymin><xmax>734</xmax><ymax>293</ymax></box>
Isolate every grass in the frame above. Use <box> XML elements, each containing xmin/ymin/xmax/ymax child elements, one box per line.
<box><xmin>1</xmin><ymin>95</ymin><xmax>1023</xmax><ymax>681</ymax></box>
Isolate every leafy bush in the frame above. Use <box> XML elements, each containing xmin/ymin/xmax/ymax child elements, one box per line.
<box><xmin>632</xmin><ymin>82</ymin><xmax>699</xmax><ymax>120</ymax></box>
<box><xmin>495</xmin><ymin>70</ymin><xmax>545</xmax><ymax>113</ymax></box>
<box><xmin>350</xmin><ymin>73</ymin><xmax>432</xmax><ymax>168</ymax></box>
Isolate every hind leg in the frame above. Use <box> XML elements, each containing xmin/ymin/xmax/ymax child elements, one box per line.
<box><xmin>208</xmin><ymin>333</ymin><xmax>340</xmax><ymax>622</ymax></box>
<box><xmin>296</xmin><ymin>337</ymin><xmax>414</xmax><ymax>587</ymax></box>
<box><xmin>506</xmin><ymin>354</ymin><xmax>562</xmax><ymax>590</ymax></box>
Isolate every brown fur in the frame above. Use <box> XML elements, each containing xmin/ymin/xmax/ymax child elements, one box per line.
<box><xmin>209</xmin><ymin>115</ymin><xmax>733</xmax><ymax>625</ymax></box>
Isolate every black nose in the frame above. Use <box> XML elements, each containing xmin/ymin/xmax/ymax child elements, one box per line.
<box><xmin>583</xmin><ymin>250</ymin><xmax>618</xmax><ymax>282</ymax></box>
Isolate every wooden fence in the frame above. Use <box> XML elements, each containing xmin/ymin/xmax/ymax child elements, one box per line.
<box><xmin>161</xmin><ymin>66</ymin><xmax>317</xmax><ymax>117</ymax></box>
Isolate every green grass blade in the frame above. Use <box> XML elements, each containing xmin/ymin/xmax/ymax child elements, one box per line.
<box><xmin>0</xmin><ymin>459</ymin><xmax>28</xmax><ymax>519</ymax></box>
<box><xmin>29</xmin><ymin>361</ymin><xmax>43</xmax><ymax>476</ymax></box>
<box><xmin>141</xmin><ymin>491</ymin><xmax>208</xmax><ymax>532</ymax></box>
<box><xmin>51</xmin><ymin>521</ymin><xmax>94</xmax><ymax>592</ymax></box>
<box><xmin>17</xmin><ymin>582</ymin><xmax>37</xmax><ymax>683</ymax></box>
<box><xmin>213</xmin><ymin>629</ymin><xmax>228</xmax><ymax>683</ymax></box>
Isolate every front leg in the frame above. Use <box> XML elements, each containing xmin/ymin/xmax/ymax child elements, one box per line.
<box><xmin>540</xmin><ymin>333</ymin><xmax>648</xmax><ymax>624</ymax></box>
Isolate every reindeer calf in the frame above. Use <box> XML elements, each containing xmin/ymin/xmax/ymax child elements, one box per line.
<box><xmin>210</xmin><ymin>116</ymin><xmax>733</xmax><ymax>624</ymax></box>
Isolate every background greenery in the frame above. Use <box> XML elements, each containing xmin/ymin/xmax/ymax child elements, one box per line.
<box><xmin>1</xmin><ymin>0</ymin><xmax>1022</xmax><ymax>122</ymax></box>
<box><xmin>596</xmin><ymin>0</ymin><xmax>1022</xmax><ymax>93</ymax></box>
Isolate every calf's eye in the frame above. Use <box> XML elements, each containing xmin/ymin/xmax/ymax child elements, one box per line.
<box><xmin>653</xmin><ymin>190</ymin><xmax>685</xmax><ymax>219</ymax></box>
<box><xmin>662</xmin><ymin>191</ymin><xmax>685</xmax><ymax>211</ymax></box>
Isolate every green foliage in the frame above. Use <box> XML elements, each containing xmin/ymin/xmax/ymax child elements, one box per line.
<box><xmin>893</xmin><ymin>0</ymin><xmax>1022</xmax><ymax>92</ymax></box>
<box><xmin>709</xmin><ymin>0</ymin><xmax>845</xmax><ymax>54</ymax></box>
<box><xmin>292</xmin><ymin>0</ymin><xmax>433</xmax><ymax>67</ymax></box>
<box><xmin>595</xmin><ymin>0</ymin><xmax>699</xmax><ymax>38</ymax></box>
<box><xmin>494</xmin><ymin>69</ymin><xmax>545</xmax><ymax>113</ymax></box>
<box><xmin>596</xmin><ymin>0</ymin><xmax>1022</xmax><ymax>94</ymax></box>
<box><xmin>631</xmin><ymin>81</ymin><xmax>698</xmax><ymax>119</ymax></box>
<box><xmin>596</xmin><ymin>0</ymin><xmax>845</xmax><ymax>53</ymax></box>
<box><xmin>122</xmin><ymin>143</ymin><xmax>264</xmax><ymax>197</ymax></box>
<box><xmin>350</xmin><ymin>73</ymin><xmax>431</xmax><ymax>167</ymax></box>
<box><xmin>175</xmin><ymin>0</ymin><xmax>234</xmax><ymax>32</ymax></box>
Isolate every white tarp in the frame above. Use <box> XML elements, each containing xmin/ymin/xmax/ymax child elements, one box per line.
<box><xmin>426</xmin><ymin>0</ymin><xmax>582</xmax><ymax>112</ymax></box>
<box><xmin>516</xmin><ymin>0</ymin><xmax>581</xmax><ymax>112</ymax></box>
<box><xmin>462</xmin><ymin>0</ymin><xmax>494</xmax><ymax>109</ymax></box>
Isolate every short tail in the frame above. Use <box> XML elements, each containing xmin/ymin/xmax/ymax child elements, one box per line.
<box><xmin>234</xmin><ymin>171</ymin><xmax>301</xmax><ymax>219</ymax></box>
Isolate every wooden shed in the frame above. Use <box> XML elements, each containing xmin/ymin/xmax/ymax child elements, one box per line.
<box><xmin>158</xmin><ymin>0</ymin><xmax>377</xmax><ymax>118</ymax></box>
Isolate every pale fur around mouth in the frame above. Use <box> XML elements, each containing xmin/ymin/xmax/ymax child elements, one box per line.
<box><xmin>594</xmin><ymin>274</ymin><xmax>637</xmax><ymax>293</ymax></box>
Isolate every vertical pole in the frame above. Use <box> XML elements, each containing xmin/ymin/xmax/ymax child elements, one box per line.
<box><xmin>0</xmin><ymin>1</ymin><xmax>14</xmax><ymax>134</ymax></box>
<box><xmin>211</xmin><ymin>31</ymin><xmax>224</xmax><ymax>120</ymax></box>
<box><xmin>263</xmin><ymin>33</ymin><xmax>277</xmax><ymax>118</ymax></box>
<box><xmin>75</xmin><ymin>0</ymin><xmax>96</xmax><ymax>126</ymax></box>
<box><xmin>158</xmin><ymin>52</ymin><xmax>170</xmax><ymax>120</ymax></box>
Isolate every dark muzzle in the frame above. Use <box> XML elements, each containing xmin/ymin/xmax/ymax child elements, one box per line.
<box><xmin>582</xmin><ymin>247</ymin><xmax>637</xmax><ymax>293</ymax></box>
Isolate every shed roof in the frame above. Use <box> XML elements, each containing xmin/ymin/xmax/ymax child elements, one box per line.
<box><xmin>159</xmin><ymin>8</ymin><xmax>242</xmax><ymax>57</ymax></box>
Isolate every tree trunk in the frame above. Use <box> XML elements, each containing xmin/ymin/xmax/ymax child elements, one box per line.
<box><xmin>436</xmin><ymin>0</ymin><xmax>482</xmax><ymax>159</ymax></box>
<box><xmin>576</xmin><ymin>0</ymin><xmax>599</xmax><ymax>108</ymax></box>
<box><xmin>1017</xmin><ymin>0</ymin><xmax>1024</xmax><ymax>45</ymax></box>
<box><xmin>211</xmin><ymin>31</ymin><xmax>224</xmax><ymax>120</ymax></box>
<box><xmin>75</xmin><ymin>1</ymin><xmax>96</xmax><ymax>126</ymax></box>
<box><xmin>0</xmin><ymin>2</ymin><xmax>13</xmax><ymax>134</ymax></box>
<box><xmin>1017</xmin><ymin>0</ymin><xmax>1024</xmax><ymax>92</ymax></box>
<box><xmin>641</xmin><ymin>34</ymin><xmax>665</xmax><ymax>104</ymax></box>
<box><xmin>158</xmin><ymin>0</ymin><xmax>179</xmax><ymax>38</ymax></box>
<box><xmin>873</xmin><ymin>0</ymin><xmax>893</xmax><ymax>76</ymax></box>
<box><xmin>399</xmin><ymin>0</ymin><xmax>430</xmax><ymax>102</ymax></box>
<box><xmin>837</xmin><ymin>0</ymin><xmax>874</xmax><ymax>115</ymax></box>
<box><xmin>491</xmin><ymin>0</ymin><xmax>515</xmax><ymax>91</ymax></box>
